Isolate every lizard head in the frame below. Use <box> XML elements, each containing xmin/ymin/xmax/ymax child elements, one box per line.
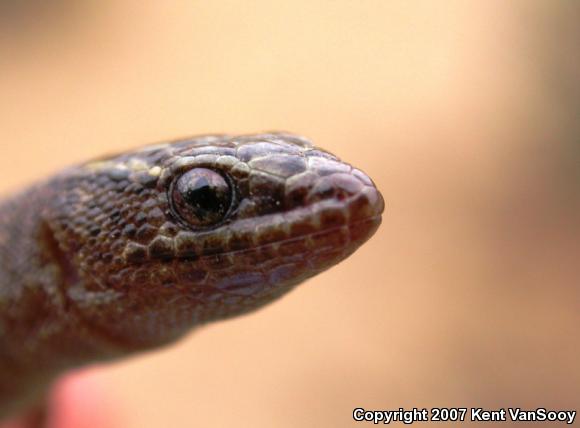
<box><xmin>46</xmin><ymin>133</ymin><xmax>383</xmax><ymax>349</ymax></box>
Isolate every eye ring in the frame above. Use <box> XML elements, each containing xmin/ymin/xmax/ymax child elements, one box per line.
<box><xmin>168</xmin><ymin>167</ymin><xmax>236</xmax><ymax>230</ymax></box>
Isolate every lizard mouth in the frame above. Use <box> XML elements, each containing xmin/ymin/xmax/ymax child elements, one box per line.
<box><xmin>183</xmin><ymin>213</ymin><xmax>382</xmax><ymax>261</ymax></box>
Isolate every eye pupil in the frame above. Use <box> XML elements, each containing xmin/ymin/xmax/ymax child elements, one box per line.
<box><xmin>183</xmin><ymin>182</ymin><xmax>222</xmax><ymax>215</ymax></box>
<box><xmin>172</xmin><ymin>168</ymin><xmax>232</xmax><ymax>228</ymax></box>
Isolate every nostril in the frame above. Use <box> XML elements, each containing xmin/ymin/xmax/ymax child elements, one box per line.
<box><xmin>306</xmin><ymin>173</ymin><xmax>365</xmax><ymax>203</ymax></box>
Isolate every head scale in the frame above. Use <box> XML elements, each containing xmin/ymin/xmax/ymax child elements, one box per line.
<box><xmin>46</xmin><ymin>133</ymin><xmax>383</xmax><ymax>349</ymax></box>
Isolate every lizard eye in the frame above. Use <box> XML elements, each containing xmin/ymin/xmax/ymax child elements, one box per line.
<box><xmin>170</xmin><ymin>168</ymin><xmax>233</xmax><ymax>228</ymax></box>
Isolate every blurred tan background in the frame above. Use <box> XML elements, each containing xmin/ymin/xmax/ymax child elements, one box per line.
<box><xmin>1</xmin><ymin>1</ymin><xmax>578</xmax><ymax>427</ymax></box>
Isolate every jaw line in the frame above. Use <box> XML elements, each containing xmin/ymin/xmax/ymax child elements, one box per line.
<box><xmin>181</xmin><ymin>214</ymin><xmax>382</xmax><ymax>261</ymax></box>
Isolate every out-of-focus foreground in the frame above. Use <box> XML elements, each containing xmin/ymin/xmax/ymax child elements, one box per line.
<box><xmin>0</xmin><ymin>1</ymin><xmax>578</xmax><ymax>427</ymax></box>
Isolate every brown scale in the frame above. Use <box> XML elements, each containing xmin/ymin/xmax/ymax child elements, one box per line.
<box><xmin>0</xmin><ymin>132</ymin><xmax>383</xmax><ymax>420</ymax></box>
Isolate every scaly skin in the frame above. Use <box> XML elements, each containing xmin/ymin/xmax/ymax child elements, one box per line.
<box><xmin>0</xmin><ymin>133</ymin><xmax>383</xmax><ymax>419</ymax></box>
